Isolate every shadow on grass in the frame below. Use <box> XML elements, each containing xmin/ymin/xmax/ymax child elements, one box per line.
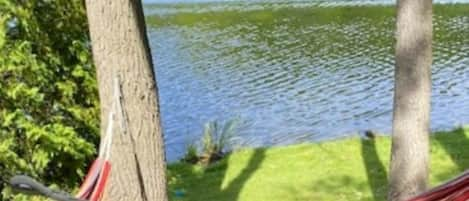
<box><xmin>219</xmin><ymin>149</ymin><xmax>265</xmax><ymax>200</ymax></box>
<box><xmin>434</xmin><ymin>127</ymin><xmax>469</xmax><ymax>171</ymax></box>
<box><xmin>361</xmin><ymin>138</ymin><xmax>388</xmax><ymax>201</ymax></box>
<box><xmin>311</xmin><ymin>175</ymin><xmax>370</xmax><ymax>200</ymax></box>
<box><xmin>169</xmin><ymin>149</ymin><xmax>266</xmax><ymax>201</ymax></box>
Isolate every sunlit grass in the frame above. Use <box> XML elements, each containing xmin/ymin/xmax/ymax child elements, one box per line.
<box><xmin>168</xmin><ymin>127</ymin><xmax>469</xmax><ymax>201</ymax></box>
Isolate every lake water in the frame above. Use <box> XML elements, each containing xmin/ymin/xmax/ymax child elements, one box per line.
<box><xmin>145</xmin><ymin>2</ymin><xmax>469</xmax><ymax>161</ymax></box>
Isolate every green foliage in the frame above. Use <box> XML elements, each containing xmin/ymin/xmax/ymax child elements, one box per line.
<box><xmin>181</xmin><ymin>119</ymin><xmax>239</xmax><ymax>165</ymax></box>
<box><xmin>200</xmin><ymin>119</ymin><xmax>238</xmax><ymax>161</ymax></box>
<box><xmin>0</xmin><ymin>0</ymin><xmax>98</xmax><ymax>200</ymax></box>
<box><xmin>181</xmin><ymin>143</ymin><xmax>199</xmax><ymax>164</ymax></box>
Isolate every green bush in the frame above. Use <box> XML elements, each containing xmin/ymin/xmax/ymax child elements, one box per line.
<box><xmin>0</xmin><ymin>0</ymin><xmax>99</xmax><ymax>200</ymax></box>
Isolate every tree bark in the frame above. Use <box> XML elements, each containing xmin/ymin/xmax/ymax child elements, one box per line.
<box><xmin>388</xmin><ymin>0</ymin><xmax>432</xmax><ymax>201</ymax></box>
<box><xmin>85</xmin><ymin>0</ymin><xmax>168</xmax><ymax>201</ymax></box>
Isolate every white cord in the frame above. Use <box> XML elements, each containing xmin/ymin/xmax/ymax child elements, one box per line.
<box><xmin>104</xmin><ymin>77</ymin><xmax>120</xmax><ymax>160</ymax></box>
<box><xmin>98</xmin><ymin>77</ymin><xmax>119</xmax><ymax>160</ymax></box>
<box><xmin>98</xmin><ymin>102</ymin><xmax>114</xmax><ymax>158</ymax></box>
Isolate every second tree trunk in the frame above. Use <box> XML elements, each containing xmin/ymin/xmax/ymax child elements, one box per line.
<box><xmin>388</xmin><ymin>0</ymin><xmax>433</xmax><ymax>201</ymax></box>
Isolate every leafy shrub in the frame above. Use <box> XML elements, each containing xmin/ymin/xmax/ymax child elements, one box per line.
<box><xmin>0</xmin><ymin>0</ymin><xmax>99</xmax><ymax>200</ymax></box>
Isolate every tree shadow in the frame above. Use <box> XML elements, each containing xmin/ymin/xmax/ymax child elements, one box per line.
<box><xmin>434</xmin><ymin>128</ymin><xmax>469</xmax><ymax>171</ymax></box>
<box><xmin>361</xmin><ymin>138</ymin><xmax>388</xmax><ymax>201</ymax></box>
<box><xmin>169</xmin><ymin>148</ymin><xmax>266</xmax><ymax>201</ymax></box>
<box><xmin>311</xmin><ymin>175</ymin><xmax>370</xmax><ymax>200</ymax></box>
<box><xmin>218</xmin><ymin>149</ymin><xmax>265</xmax><ymax>200</ymax></box>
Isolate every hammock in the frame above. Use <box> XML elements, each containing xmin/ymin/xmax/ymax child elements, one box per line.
<box><xmin>9</xmin><ymin>79</ymin><xmax>122</xmax><ymax>201</ymax></box>
<box><xmin>407</xmin><ymin>170</ymin><xmax>469</xmax><ymax>201</ymax></box>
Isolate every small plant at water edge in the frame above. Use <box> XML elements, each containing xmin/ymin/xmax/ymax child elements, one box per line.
<box><xmin>181</xmin><ymin>143</ymin><xmax>199</xmax><ymax>164</ymax></box>
<box><xmin>200</xmin><ymin>119</ymin><xmax>238</xmax><ymax>164</ymax></box>
<box><xmin>182</xmin><ymin>118</ymin><xmax>239</xmax><ymax>165</ymax></box>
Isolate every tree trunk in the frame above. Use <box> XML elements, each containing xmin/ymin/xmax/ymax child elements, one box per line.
<box><xmin>85</xmin><ymin>0</ymin><xmax>168</xmax><ymax>201</ymax></box>
<box><xmin>388</xmin><ymin>0</ymin><xmax>432</xmax><ymax>201</ymax></box>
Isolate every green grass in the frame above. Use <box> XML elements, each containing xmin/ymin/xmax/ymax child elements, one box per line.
<box><xmin>167</xmin><ymin>127</ymin><xmax>469</xmax><ymax>201</ymax></box>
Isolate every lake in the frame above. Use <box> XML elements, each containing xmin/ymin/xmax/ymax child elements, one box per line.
<box><xmin>144</xmin><ymin>2</ymin><xmax>469</xmax><ymax>161</ymax></box>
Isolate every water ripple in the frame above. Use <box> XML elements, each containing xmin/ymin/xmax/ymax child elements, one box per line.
<box><xmin>148</xmin><ymin>5</ymin><xmax>469</xmax><ymax>161</ymax></box>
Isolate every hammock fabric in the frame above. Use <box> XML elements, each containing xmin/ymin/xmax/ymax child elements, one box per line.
<box><xmin>75</xmin><ymin>159</ymin><xmax>111</xmax><ymax>201</ymax></box>
<box><xmin>9</xmin><ymin>160</ymin><xmax>111</xmax><ymax>201</ymax></box>
<box><xmin>407</xmin><ymin>170</ymin><xmax>469</xmax><ymax>201</ymax></box>
<box><xmin>9</xmin><ymin>79</ymin><xmax>121</xmax><ymax>201</ymax></box>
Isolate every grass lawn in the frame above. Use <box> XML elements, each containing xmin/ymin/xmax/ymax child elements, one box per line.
<box><xmin>167</xmin><ymin>127</ymin><xmax>469</xmax><ymax>201</ymax></box>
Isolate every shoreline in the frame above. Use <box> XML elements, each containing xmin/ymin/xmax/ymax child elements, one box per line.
<box><xmin>168</xmin><ymin>126</ymin><xmax>469</xmax><ymax>201</ymax></box>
